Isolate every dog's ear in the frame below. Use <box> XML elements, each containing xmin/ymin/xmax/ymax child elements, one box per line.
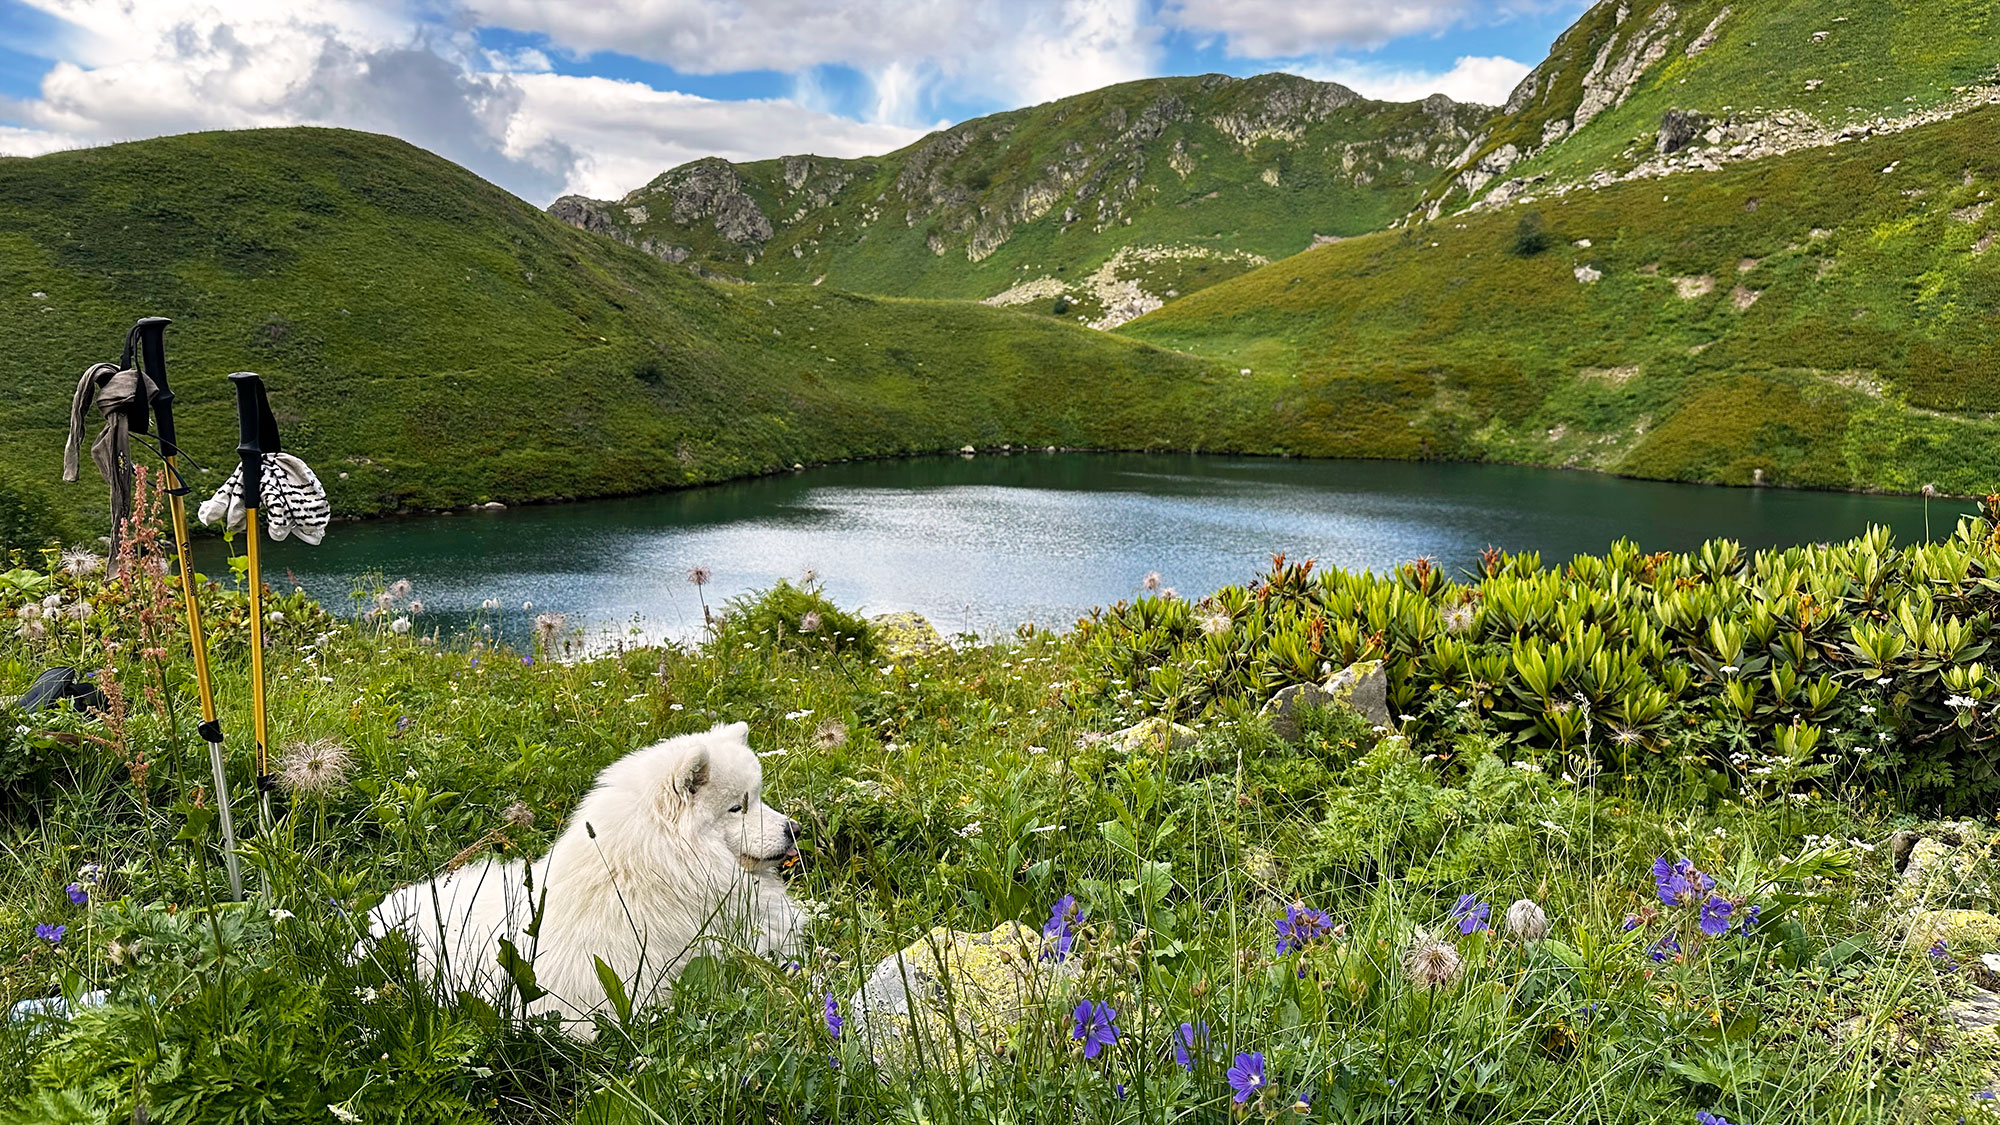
<box><xmin>717</xmin><ymin>720</ymin><xmax>751</xmax><ymax>745</ymax></box>
<box><xmin>674</xmin><ymin>747</ymin><xmax>711</xmax><ymax>798</ymax></box>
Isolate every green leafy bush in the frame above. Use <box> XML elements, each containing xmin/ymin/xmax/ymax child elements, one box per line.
<box><xmin>714</xmin><ymin>579</ymin><xmax>875</xmax><ymax>660</ymax></box>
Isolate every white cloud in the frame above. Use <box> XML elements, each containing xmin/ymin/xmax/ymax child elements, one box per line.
<box><xmin>503</xmin><ymin>74</ymin><xmax>924</xmax><ymax>200</ymax></box>
<box><xmin>1165</xmin><ymin>0</ymin><xmax>1562</xmax><ymax>56</ymax></box>
<box><xmin>1307</xmin><ymin>55</ymin><xmax>1534</xmax><ymax>107</ymax></box>
<box><xmin>463</xmin><ymin>0</ymin><xmax>1161</xmax><ymax>125</ymax></box>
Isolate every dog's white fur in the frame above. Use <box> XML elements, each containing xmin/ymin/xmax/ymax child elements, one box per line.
<box><xmin>364</xmin><ymin>722</ymin><xmax>802</xmax><ymax>1034</ymax></box>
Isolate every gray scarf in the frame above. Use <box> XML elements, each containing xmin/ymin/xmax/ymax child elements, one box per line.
<box><xmin>63</xmin><ymin>362</ymin><xmax>157</xmax><ymax>562</ymax></box>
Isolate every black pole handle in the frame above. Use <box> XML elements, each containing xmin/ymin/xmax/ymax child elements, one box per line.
<box><xmin>133</xmin><ymin>317</ymin><xmax>176</xmax><ymax>462</ymax></box>
<box><xmin>229</xmin><ymin>371</ymin><xmax>280</xmax><ymax>512</ymax></box>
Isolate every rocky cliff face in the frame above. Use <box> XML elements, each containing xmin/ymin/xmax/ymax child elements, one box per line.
<box><xmin>548</xmin><ymin>72</ymin><xmax>1489</xmax><ymax>323</ymax></box>
<box><xmin>1419</xmin><ymin>0</ymin><xmax>2000</xmax><ymax>219</ymax></box>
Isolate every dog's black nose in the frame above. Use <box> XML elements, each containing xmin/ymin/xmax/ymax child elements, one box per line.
<box><xmin>784</xmin><ymin>818</ymin><xmax>801</xmax><ymax>843</ymax></box>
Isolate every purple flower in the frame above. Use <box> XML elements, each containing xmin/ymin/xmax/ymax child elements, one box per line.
<box><xmin>522</xmin><ymin>656</ymin><xmax>534</xmax><ymax>666</ymax></box>
<box><xmin>34</xmin><ymin>923</ymin><xmax>64</xmax><ymax>945</ymax></box>
<box><xmin>1696</xmin><ymin>1113</ymin><xmax>1735</xmax><ymax>1125</ymax></box>
<box><xmin>1071</xmin><ymin>1000</ymin><xmax>1118</xmax><ymax>1060</ymax></box>
<box><xmin>1930</xmin><ymin>939</ymin><xmax>1948</xmax><ymax>959</ymax></box>
<box><xmin>823</xmin><ymin>992</ymin><xmax>842</xmax><ymax>1038</ymax></box>
<box><xmin>65</xmin><ymin>883</ymin><xmax>88</xmax><ymax>907</ymax></box>
<box><xmin>1737</xmin><ymin>904</ymin><xmax>1761</xmax><ymax>936</ymax></box>
<box><xmin>1227</xmin><ymin>1051</ymin><xmax>1266</xmax><ymax>1104</ymax></box>
<box><xmin>1174</xmin><ymin>1020</ymin><xmax>1210</xmax><ymax>1073</ymax></box>
<box><xmin>395</xmin><ymin>714</ymin><xmax>412</xmax><ymax>733</ymax></box>
<box><xmin>1043</xmin><ymin>894</ymin><xmax>1083</xmax><ymax>963</ymax></box>
<box><xmin>1274</xmin><ymin>903</ymin><xmax>1333</xmax><ymax>955</ymax></box>
<box><xmin>1621</xmin><ymin>913</ymin><xmax>1642</xmax><ymax>932</ymax></box>
<box><xmin>1699</xmin><ymin>897</ymin><xmax>1734</xmax><ymax>937</ymax></box>
<box><xmin>1451</xmin><ymin>894</ymin><xmax>1491</xmax><ymax>935</ymax></box>
<box><xmin>1652</xmin><ymin>856</ymin><xmax>1715</xmax><ymax>906</ymax></box>
<box><xmin>1649</xmin><ymin>932</ymin><xmax>1681</xmax><ymax>962</ymax></box>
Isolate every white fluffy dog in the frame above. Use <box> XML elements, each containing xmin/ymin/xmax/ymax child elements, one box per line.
<box><xmin>364</xmin><ymin>722</ymin><xmax>803</xmax><ymax>1035</ymax></box>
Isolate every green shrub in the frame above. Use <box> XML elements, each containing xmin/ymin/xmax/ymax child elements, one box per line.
<box><xmin>1510</xmin><ymin>211</ymin><xmax>1552</xmax><ymax>257</ymax></box>
<box><xmin>712</xmin><ymin>579</ymin><xmax>875</xmax><ymax>660</ymax></box>
<box><xmin>0</xmin><ymin>472</ymin><xmax>77</xmax><ymax>554</ymax></box>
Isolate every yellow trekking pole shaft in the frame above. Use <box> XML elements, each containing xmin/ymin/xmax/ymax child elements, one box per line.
<box><xmin>230</xmin><ymin>371</ymin><xmax>280</xmax><ymax>837</ymax></box>
<box><xmin>166</xmin><ymin>464</ymin><xmax>244</xmax><ymax>901</ymax></box>
<box><xmin>134</xmin><ymin>317</ymin><xmax>243</xmax><ymax>901</ymax></box>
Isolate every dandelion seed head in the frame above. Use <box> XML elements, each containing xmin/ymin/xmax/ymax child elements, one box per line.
<box><xmin>276</xmin><ymin>737</ymin><xmax>353</xmax><ymax>796</ymax></box>
<box><xmin>1401</xmin><ymin>931</ymin><xmax>1464</xmax><ymax>990</ymax></box>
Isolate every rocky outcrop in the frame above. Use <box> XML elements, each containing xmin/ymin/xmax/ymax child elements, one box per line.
<box><xmin>645</xmin><ymin>158</ymin><xmax>774</xmax><ymax>245</ymax></box>
<box><xmin>549</xmin><ymin>196</ymin><xmax>693</xmax><ymax>263</ymax></box>
<box><xmin>1573</xmin><ymin>4</ymin><xmax>1679</xmax><ymax>134</ymax></box>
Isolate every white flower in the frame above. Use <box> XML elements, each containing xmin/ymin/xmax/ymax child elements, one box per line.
<box><xmin>784</xmin><ymin>709</ymin><xmax>814</xmax><ymax>721</ymax></box>
<box><xmin>387</xmin><ymin>579</ymin><xmax>412</xmax><ymax>599</ymax></box>
<box><xmin>1877</xmin><ymin>677</ymin><xmax>1892</xmax><ymax>686</ymax></box>
<box><xmin>1455</xmin><ymin>699</ymin><xmax>1473</xmax><ymax>710</ymax></box>
<box><xmin>480</xmin><ymin>598</ymin><xmax>500</xmax><ymax>611</ymax></box>
<box><xmin>1720</xmin><ymin>665</ymin><xmax>1740</xmax><ymax>674</ymax></box>
<box><xmin>267</xmin><ymin>611</ymin><xmax>285</xmax><ymax>624</ymax></box>
<box><xmin>59</xmin><ymin>547</ymin><xmax>104</xmax><ymax>576</ymax></box>
<box><xmin>1860</xmin><ymin>704</ymin><xmax>1876</xmax><ymax>714</ymax></box>
<box><xmin>41</xmin><ymin>593</ymin><xmax>63</xmax><ymax>610</ymax></box>
<box><xmin>389</xmin><ymin>617</ymin><xmax>412</xmax><ymax>634</ymax></box>
<box><xmin>329</xmin><ymin>1106</ymin><xmax>361</xmax><ymax>1123</ymax></box>
<box><xmin>957</xmin><ymin>821</ymin><xmax>983</xmax><ymax>838</ymax></box>
<box><xmin>1947</xmin><ymin>695</ymin><xmax>1978</xmax><ymax>710</ymax></box>
<box><xmin>1878</xmin><ymin>732</ymin><xmax>1893</xmax><ymax>742</ymax></box>
<box><xmin>1511</xmin><ymin>761</ymin><xmax>1544</xmax><ymax>773</ymax></box>
<box><xmin>63</xmin><ymin>601</ymin><xmax>91</xmax><ymax>621</ymax></box>
<box><xmin>268</xmin><ymin>908</ymin><xmax>294</xmax><ymax>922</ymax></box>
<box><xmin>357</xmin><ymin>987</ymin><xmax>379</xmax><ymax>1003</ymax></box>
<box><xmin>669</xmin><ymin>703</ymin><xmax>684</xmax><ymax>711</ymax></box>
<box><xmin>1027</xmin><ymin>744</ymin><xmax>1049</xmax><ymax>754</ymax></box>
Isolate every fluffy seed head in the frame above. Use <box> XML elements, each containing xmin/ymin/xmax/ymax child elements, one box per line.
<box><xmin>389</xmin><ymin>617</ymin><xmax>412</xmax><ymax>635</ymax></box>
<box><xmin>60</xmin><ymin>548</ymin><xmax>105</xmax><ymax>576</ymax></box>
<box><xmin>1503</xmin><ymin>899</ymin><xmax>1550</xmax><ymax>942</ymax></box>
<box><xmin>815</xmin><ymin>720</ymin><xmax>848</xmax><ymax>749</ymax></box>
<box><xmin>276</xmin><ymin>737</ymin><xmax>353</xmax><ymax>796</ymax></box>
<box><xmin>387</xmin><ymin>579</ymin><xmax>412</xmax><ymax>599</ymax></box>
<box><xmin>799</xmin><ymin>611</ymin><xmax>823</xmax><ymax>634</ymax></box>
<box><xmin>1401</xmin><ymin>930</ymin><xmax>1465</xmax><ymax>990</ymax></box>
<box><xmin>502</xmin><ymin>800</ymin><xmax>535</xmax><ymax>827</ymax></box>
<box><xmin>687</xmin><ymin>567</ymin><xmax>712</xmax><ymax>588</ymax></box>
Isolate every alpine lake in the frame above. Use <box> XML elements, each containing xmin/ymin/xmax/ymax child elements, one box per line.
<box><xmin>208</xmin><ymin>453</ymin><xmax>1975</xmax><ymax>646</ymax></box>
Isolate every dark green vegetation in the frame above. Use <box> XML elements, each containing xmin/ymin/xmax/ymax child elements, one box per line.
<box><xmin>1125</xmin><ymin>105</ymin><xmax>2000</xmax><ymax>492</ymax></box>
<box><xmin>0</xmin><ymin>128</ymin><xmax>1251</xmax><ymax>541</ymax></box>
<box><xmin>549</xmin><ymin>73</ymin><xmax>1490</xmax><ymax>324</ymax></box>
<box><xmin>3</xmin><ymin>510</ymin><xmax>1998</xmax><ymax>1121</ymax></box>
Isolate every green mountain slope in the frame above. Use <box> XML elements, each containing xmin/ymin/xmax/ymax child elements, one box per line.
<box><xmin>547</xmin><ymin>73</ymin><xmax>1490</xmax><ymax>327</ymax></box>
<box><xmin>1123</xmin><ymin>106</ymin><xmax>2000</xmax><ymax>494</ymax></box>
<box><xmin>1421</xmin><ymin>0</ymin><xmax>2000</xmax><ymax>218</ymax></box>
<box><xmin>0</xmin><ymin>128</ymin><xmax>1248</xmax><ymax>542</ymax></box>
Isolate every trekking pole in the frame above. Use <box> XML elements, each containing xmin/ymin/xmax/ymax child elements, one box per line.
<box><xmin>229</xmin><ymin>371</ymin><xmax>281</xmax><ymax>834</ymax></box>
<box><xmin>136</xmin><ymin>318</ymin><xmax>243</xmax><ymax>900</ymax></box>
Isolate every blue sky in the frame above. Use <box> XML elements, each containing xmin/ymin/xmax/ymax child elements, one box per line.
<box><xmin>0</xmin><ymin>0</ymin><xmax>1591</xmax><ymax>204</ymax></box>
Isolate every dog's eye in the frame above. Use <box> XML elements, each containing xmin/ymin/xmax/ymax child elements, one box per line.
<box><xmin>727</xmin><ymin>802</ymin><xmax>744</xmax><ymax>813</ymax></box>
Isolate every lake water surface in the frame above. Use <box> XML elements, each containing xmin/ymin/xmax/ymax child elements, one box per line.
<box><xmin>218</xmin><ymin>454</ymin><xmax>1971</xmax><ymax>643</ymax></box>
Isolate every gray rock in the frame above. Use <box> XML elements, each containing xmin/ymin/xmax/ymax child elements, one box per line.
<box><xmin>1949</xmin><ymin>987</ymin><xmax>2000</xmax><ymax>1033</ymax></box>
<box><xmin>1325</xmin><ymin>660</ymin><xmax>1393</xmax><ymax>728</ymax></box>
<box><xmin>1110</xmin><ymin>716</ymin><xmax>1198</xmax><ymax>753</ymax></box>
<box><xmin>847</xmin><ymin>921</ymin><xmax>1065</xmax><ymax>1069</ymax></box>
<box><xmin>1263</xmin><ymin>682</ymin><xmax>1338</xmax><ymax>741</ymax></box>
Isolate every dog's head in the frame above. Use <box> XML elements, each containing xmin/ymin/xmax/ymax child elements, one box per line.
<box><xmin>600</xmin><ymin>721</ymin><xmax>800</xmax><ymax>874</ymax></box>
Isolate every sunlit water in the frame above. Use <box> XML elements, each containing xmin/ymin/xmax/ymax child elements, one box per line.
<box><xmin>205</xmin><ymin>454</ymin><xmax>1971</xmax><ymax>644</ymax></box>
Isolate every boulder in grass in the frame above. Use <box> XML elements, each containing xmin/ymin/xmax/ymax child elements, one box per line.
<box><xmin>1109</xmin><ymin>716</ymin><xmax>1198</xmax><ymax>753</ymax></box>
<box><xmin>847</xmin><ymin>921</ymin><xmax>1063</xmax><ymax>1069</ymax></box>
<box><xmin>1324</xmin><ymin>660</ymin><xmax>1392</xmax><ymax>728</ymax></box>
<box><xmin>869</xmin><ymin>612</ymin><xmax>945</xmax><ymax>659</ymax></box>
<box><xmin>1262</xmin><ymin>682</ymin><xmax>1338</xmax><ymax>741</ymax></box>
<box><xmin>1904</xmin><ymin>908</ymin><xmax>2000</xmax><ymax>952</ymax></box>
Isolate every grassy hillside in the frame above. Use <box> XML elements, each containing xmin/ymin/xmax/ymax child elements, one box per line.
<box><xmin>0</xmin><ymin>128</ymin><xmax>1254</xmax><ymax>544</ymax></box>
<box><xmin>1124</xmin><ymin>107</ymin><xmax>2000</xmax><ymax>494</ymax></box>
<box><xmin>1423</xmin><ymin>0</ymin><xmax>2000</xmax><ymax>216</ymax></box>
<box><xmin>549</xmin><ymin>74</ymin><xmax>1491</xmax><ymax>326</ymax></box>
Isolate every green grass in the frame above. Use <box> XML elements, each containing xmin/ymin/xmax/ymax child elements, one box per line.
<box><xmin>0</xmin><ymin>128</ymin><xmax>1257</xmax><ymax>542</ymax></box>
<box><xmin>0</xmin><ymin>506</ymin><xmax>1996</xmax><ymax>1121</ymax></box>
<box><xmin>1125</xmin><ymin>106</ymin><xmax>2000</xmax><ymax>493</ymax></box>
<box><xmin>556</xmin><ymin>74</ymin><xmax>1491</xmax><ymax>322</ymax></box>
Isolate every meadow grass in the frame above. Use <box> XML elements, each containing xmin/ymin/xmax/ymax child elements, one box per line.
<box><xmin>1</xmin><ymin>503</ymin><xmax>1997</xmax><ymax>1122</ymax></box>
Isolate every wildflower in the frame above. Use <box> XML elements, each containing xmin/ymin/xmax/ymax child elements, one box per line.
<box><xmin>1503</xmin><ymin>899</ymin><xmax>1550</xmax><ymax>942</ymax></box>
<box><xmin>1738</xmin><ymin>904</ymin><xmax>1761</xmax><ymax>935</ymax></box>
<box><xmin>799</xmin><ymin>611</ymin><xmax>823</xmax><ymax>634</ymax></box>
<box><xmin>1275</xmin><ymin>903</ymin><xmax>1334</xmax><ymax>955</ymax></box>
<box><xmin>1696</xmin><ymin>1113</ymin><xmax>1735</xmax><ymax>1125</ymax></box>
<box><xmin>1174</xmin><ymin>1021</ymin><xmax>1210</xmax><ymax>1072</ymax></box>
<box><xmin>66</xmin><ymin>883</ymin><xmax>87</xmax><ymax>907</ymax></box>
<box><xmin>824</xmin><ymin>992</ymin><xmax>843</xmax><ymax>1038</ymax></box>
<box><xmin>1930</xmin><ymin>939</ymin><xmax>1950</xmax><ymax>960</ymax></box>
<box><xmin>1442</xmin><ymin>602</ymin><xmax>1476</xmax><ymax>634</ymax></box>
<box><xmin>1622</xmin><ymin>913</ymin><xmax>1642</xmax><ymax>932</ymax></box>
<box><xmin>1042</xmin><ymin>894</ymin><xmax>1083</xmax><ymax>962</ymax></box>
<box><xmin>1649</xmin><ymin>933</ymin><xmax>1681</xmax><ymax>962</ymax></box>
<box><xmin>1653</xmin><ymin>857</ymin><xmax>1714</xmax><ymax>906</ymax></box>
<box><xmin>35</xmin><ymin>923</ymin><xmax>64</xmax><ymax>945</ymax></box>
<box><xmin>956</xmin><ymin>821</ymin><xmax>983</xmax><ymax>838</ymax></box>
<box><xmin>481</xmin><ymin>597</ymin><xmax>501</xmax><ymax>610</ymax></box>
<box><xmin>1227</xmin><ymin>1051</ymin><xmax>1266</xmax><ymax>1103</ymax></box>
<box><xmin>388</xmin><ymin>579</ymin><xmax>412</xmax><ymax>599</ymax></box>
<box><xmin>522</xmin><ymin>600</ymin><xmax>534</xmax><ymax>611</ymax></box>
<box><xmin>1198</xmin><ymin>608</ymin><xmax>1232</xmax><ymax>636</ymax></box>
<box><xmin>687</xmin><ymin>567</ymin><xmax>712</xmax><ymax>587</ymax></box>
<box><xmin>1071</xmin><ymin>1000</ymin><xmax>1118</xmax><ymax>1059</ymax></box>
<box><xmin>1699</xmin><ymin>897</ymin><xmax>1734</xmax><ymax>937</ymax></box>
<box><xmin>801</xmin><ymin>567</ymin><xmax>819</xmax><ymax>586</ymax></box>
<box><xmin>62</xmin><ymin>600</ymin><xmax>92</xmax><ymax>621</ymax></box>
<box><xmin>77</xmin><ymin>864</ymin><xmax>103</xmax><ymax>887</ymax></box>
<box><xmin>407</xmin><ymin>600</ymin><xmax>424</xmax><ymax>615</ymax></box>
<box><xmin>1141</xmin><ymin>571</ymin><xmax>1162</xmax><ymax>592</ymax></box>
<box><xmin>60</xmin><ymin>547</ymin><xmax>105</xmax><ymax>576</ymax></box>
<box><xmin>331</xmin><ymin>1106</ymin><xmax>362</xmax><ymax>1123</ymax></box>
<box><xmin>533</xmin><ymin>612</ymin><xmax>567</xmax><ymax>648</ymax></box>
<box><xmin>503</xmin><ymin>800</ymin><xmax>535</xmax><ymax>827</ymax></box>
<box><xmin>1450</xmin><ymin>894</ymin><xmax>1491</xmax><ymax>935</ymax></box>
<box><xmin>395</xmin><ymin>715</ymin><xmax>413</xmax><ymax>733</ymax></box>
<box><xmin>389</xmin><ymin>616</ymin><xmax>412</xmax><ymax>635</ymax></box>
<box><xmin>1859</xmin><ymin>704</ymin><xmax>1877</xmax><ymax>715</ymax></box>
<box><xmin>15</xmin><ymin>619</ymin><xmax>45</xmax><ymax>642</ymax></box>
<box><xmin>277</xmin><ymin>737</ymin><xmax>353</xmax><ymax>796</ymax></box>
<box><xmin>41</xmin><ymin>593</ymin><xmax>63</xmax><ymax>611</ymax></box>
<box><xmin>15</xmin><ymin>604</ymin><xmax>41</xmax><ymax>621</ymax></box>
<box><xmin>1947</xmin><ymin>695</ymin><xmax>1979</xmax><ymax>710</ymax></box>
<box><xmin>269</xmin><ymin>908</ymin><xmax>294</xmax><ymax>922</ymax></box>
<box><xmin>1402</xmin><ymin>931</ymin><xmax>1464</xmax><ymax>990</ymax></box>
<box><xmin>1719</xmin><ymin>664</ymin><xmax>1739</xmax><ymax>675</ymax></box>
